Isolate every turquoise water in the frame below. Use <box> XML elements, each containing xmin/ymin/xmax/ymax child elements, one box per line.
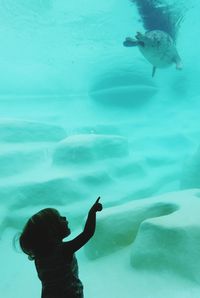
<box><xmin>1</xmin><ymin>1</ymin><xmax>200</xmax><ymax>297</ymax></box>
<box><xmin>0</xmin><ymin>0</ymin><xmax>199</xmax><ymax>199</ymax></box>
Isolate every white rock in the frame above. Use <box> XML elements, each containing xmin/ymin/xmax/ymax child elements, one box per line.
<box><xmin>53</xmin><ymin>134</ymin><xmax>129</xmax><ymax>165</ymax></box>
<box><xmin>85</xmin><ymin>189</ymin><xmax>200</xmax><ymax>283</ymax></box>
<box><xmin>0</xmin><ymin>119</ymin><xmax>66</xmax><ymax>142</ymax></box>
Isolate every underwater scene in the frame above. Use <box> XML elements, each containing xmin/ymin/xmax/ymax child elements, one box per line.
<box><xmin>1</xmin><ymin>0</ymin><xmax>200</xmax><ymax>297</ymax></box>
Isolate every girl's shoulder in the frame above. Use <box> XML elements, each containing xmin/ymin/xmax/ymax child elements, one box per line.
<box><xmin>36</xmin><ymin>244</ymin><xmax>74</xmax><ymax>267</ymax></box>
<box><xmin>61</xmin><ymin>242</ymin><xmax>74</xmax><ymax>260</ymax></box>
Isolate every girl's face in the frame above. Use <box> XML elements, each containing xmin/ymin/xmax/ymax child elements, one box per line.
<box><xmin>58</xmin><ymin>215</ymin><xmax>71</xmax><ymax>239</ymax></box>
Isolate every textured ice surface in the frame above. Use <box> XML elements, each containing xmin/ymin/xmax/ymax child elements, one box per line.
<box><xmin>85</xmin><ymin>189</ymin><xmax>200</xmax><ymax>283</ymax></box>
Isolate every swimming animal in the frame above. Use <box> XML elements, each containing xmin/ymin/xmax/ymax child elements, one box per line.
<box><xmin>123</xmin><ymin>30</ymin><xmax>182</xmax><ymax>77</ymax></box>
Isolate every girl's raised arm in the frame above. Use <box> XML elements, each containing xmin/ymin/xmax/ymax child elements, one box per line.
<box><xmin>64</xmin><ymin>197</ymin><xmax>103</xmax><ymax>253</ymax></box>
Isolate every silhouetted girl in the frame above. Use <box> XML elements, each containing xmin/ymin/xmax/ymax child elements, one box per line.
<box><xmin>19</xmin><ymin>197</ymin><xmax>102</xmax><ymax>298</ymax></box>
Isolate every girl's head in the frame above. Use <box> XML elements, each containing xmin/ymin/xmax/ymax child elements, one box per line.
<box><xmin>19</xmin><ymin>208</ymin><xmax>70</xmax><ymax>260</ymax></box>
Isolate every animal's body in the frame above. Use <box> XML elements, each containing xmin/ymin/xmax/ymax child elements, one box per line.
<box><xmin>123</xmin><ymin>30</ymin><xmax>182</xmax><ymax>77</ymax></box>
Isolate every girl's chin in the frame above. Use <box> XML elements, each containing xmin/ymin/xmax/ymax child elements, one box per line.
<box><xmin>61</xmin><ymin>228</ymin><xmax>71</xmax><ymax>239</ymax></box>
<box><xmin>66</xmin><ymin>229</ymin><xmax>71</xmax><ymax>236</ymax></box>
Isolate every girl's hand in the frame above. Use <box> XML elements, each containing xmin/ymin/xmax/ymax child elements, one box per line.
<box><xmin>90</xmin><ymin>197</ymin><xmax>103</xmax><ymax>212</ymax></box>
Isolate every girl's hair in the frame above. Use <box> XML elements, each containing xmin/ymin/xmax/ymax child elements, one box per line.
<box><xmin>19</xmin><ymin>208</ymin><xmax>63</xmax><ymax>260</ymax></box>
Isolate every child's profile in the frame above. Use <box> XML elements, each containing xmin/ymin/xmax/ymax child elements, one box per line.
<box><xmin>19</xmin><ymin>197</ymin><xmax>102</xmax><ymax>298</ymax></box>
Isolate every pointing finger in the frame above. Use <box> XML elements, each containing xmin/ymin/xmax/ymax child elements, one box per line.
<box><xmin>96</xmin><ymin>196</ymin><xmax>100</xmax><ymax>204</ymax></box>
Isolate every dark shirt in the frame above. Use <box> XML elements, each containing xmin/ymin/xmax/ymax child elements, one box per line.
<box><xmin>35</xmin><ymin>244</ymin><xmax>83</xmax><ymax>298</ymax></box>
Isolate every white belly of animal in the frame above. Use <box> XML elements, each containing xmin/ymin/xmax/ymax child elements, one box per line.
<box><xmin>139</xmin><ymin>45</ymin><xmax>175</xmax><ymax>68</ymax></box>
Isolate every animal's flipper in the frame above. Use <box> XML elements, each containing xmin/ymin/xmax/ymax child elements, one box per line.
<box><xmin>123</xmin><ymin>37</ymin><xmax>139</xmax><ymax>47</ymax></box>
<box><xmin>173</xmin><ymin>55</ymin><xmax>183</xmax><ymax>70</ymax></box>
<box><xmin>152</xmin><ymin>66</ymin><xmax>156</xmax><ymax>77</ymax></box>
<box><xmin>176</xmin><ymin>61</ymin><xmax>183</xmax><ymax>70</ymax></box>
